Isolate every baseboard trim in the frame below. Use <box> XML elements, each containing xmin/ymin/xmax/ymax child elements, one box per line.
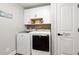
<box><xmin>8</xmin><ymin>50</ymin><xmax>16</xmax><ymax>55</ymax></box>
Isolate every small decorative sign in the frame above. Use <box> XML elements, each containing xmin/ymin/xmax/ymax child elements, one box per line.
<box><xmin>0</xmin><ymin>10</ymin><xmax>13</xmax><ymax>19</ymax></box>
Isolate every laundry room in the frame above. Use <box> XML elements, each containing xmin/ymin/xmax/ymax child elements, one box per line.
<box><xmin>0</xmin><ymin>2</ymin><xmax>79</xmax><ymax>56</ymax></box>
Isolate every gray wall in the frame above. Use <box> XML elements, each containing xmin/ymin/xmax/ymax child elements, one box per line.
<box><xmin>0</xmin><ymin>3</ymin><xmax>25</xmax><ymax>55</ymax></box>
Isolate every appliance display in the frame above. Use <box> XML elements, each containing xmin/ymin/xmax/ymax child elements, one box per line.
<box><xmin>31</xmin><ymin>30</ymin><xmax>51</xmax><ymax>55</ymax></box>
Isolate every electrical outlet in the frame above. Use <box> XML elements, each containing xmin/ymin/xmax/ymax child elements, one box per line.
<box><xmin>6</xmin><ymin>48</ymin><xmax>10</xmax><ymax>52</ymax></box>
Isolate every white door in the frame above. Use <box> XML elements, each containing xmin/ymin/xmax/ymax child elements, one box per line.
<box><xmin>56</xmin><ymin>3</ymin><xmax>74</xmax><ymax>55</ymax></box>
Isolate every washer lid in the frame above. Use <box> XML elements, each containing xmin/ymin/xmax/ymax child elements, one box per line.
<box><xmin>19</xmin><ymin>31</ymin><xmax>31</xmax><ymax>33</ymax></box>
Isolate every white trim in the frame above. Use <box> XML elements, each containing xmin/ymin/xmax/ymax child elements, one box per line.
<box><xmin>8</xmin><ymin>50</ymin><xmax>16</xmax><ymax>55</ymax></box>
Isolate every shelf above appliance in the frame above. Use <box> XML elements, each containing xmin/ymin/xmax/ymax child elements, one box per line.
<box><xmin>24</xmin><ymin>24</ymin><xmax>51</xmax><ymax>30</ymax></box>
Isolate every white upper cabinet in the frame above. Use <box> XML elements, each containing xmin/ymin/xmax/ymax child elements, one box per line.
<box><xmin>24</xmin><ymin>5</ymin><xmax>52</xmax><ymax>24</ymax></box>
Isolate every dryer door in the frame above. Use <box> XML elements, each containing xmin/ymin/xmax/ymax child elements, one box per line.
<box><xmin>32</xmin><ymin>35</ymin><xmax>49</xmax><ymax>52</ymax></box>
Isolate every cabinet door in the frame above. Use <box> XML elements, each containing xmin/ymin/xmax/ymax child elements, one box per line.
<box><xmin>24</xmin><ymin>10</ymin><xmax>33</xmax><ymax>24</ymax></box>
<box><xmin>34</xmin><ymin>6</ymin><xmax>51</xmax><ymax>24</ymax></box>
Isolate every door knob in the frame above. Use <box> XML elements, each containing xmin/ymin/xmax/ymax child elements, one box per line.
<box><xmin>57</xmin><ymin>33</ymin><xmax>63</xmax><ymax>36</ymax></box>
<box><xmin>78</xmin><ymin>28</ymin><xmax>79</xmax><ymax>32</ymax></box>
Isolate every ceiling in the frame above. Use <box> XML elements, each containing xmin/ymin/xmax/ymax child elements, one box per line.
<box><xmin>19</xmin><ymin>3</ymin><xmax>50</xmax><ymax>9</ymax></box>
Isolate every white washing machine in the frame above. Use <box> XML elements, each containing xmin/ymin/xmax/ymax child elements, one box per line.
<box><xmin>17</xmin><ymin>31</ymin><xmax>31</xmax><ymax>55</ymax></box>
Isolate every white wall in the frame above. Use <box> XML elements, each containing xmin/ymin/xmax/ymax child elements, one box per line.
<box><xmin>0</xmin><ymin>3</ymin><xmax>25</xmax><ymax>55</ymax></box>
<box><xmin>50</xmin><ymin>3</ymin><xmax>57</xmax><ymax>55</ymax></box>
